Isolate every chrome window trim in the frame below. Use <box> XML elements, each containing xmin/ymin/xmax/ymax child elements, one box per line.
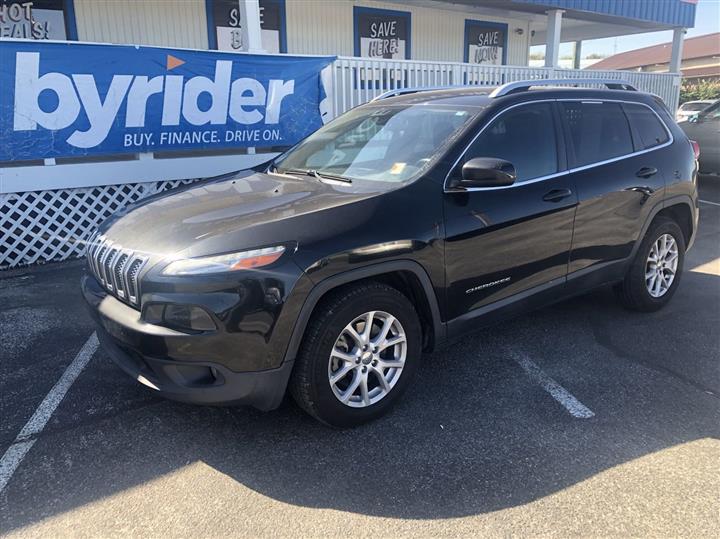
<box><xmin>443</xmin><ymin>98</ymin><xmax>674</xmax><ymax>193</ymax></box>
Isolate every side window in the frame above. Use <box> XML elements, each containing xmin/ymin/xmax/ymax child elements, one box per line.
<box><xmin>561</xmin><ymin>102</ymin><xmax>634</xmax><ymax>167</ymax></box>
<box><xmin>623</xmin><ymin>103</ymin><xmax>670</xmax><ymax>150</ymax></box>
<box><xmin>704</xmin><ymin>102</ymin><xmax>720</xmax><ymax>120</ymax></box>
<box><xmin>460</xmin><ymin>103</ymin><xmax>558</xmax><ymax>182</ymax></box>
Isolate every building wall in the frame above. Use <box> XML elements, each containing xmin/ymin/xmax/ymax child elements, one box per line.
<box><xmin>285</xmin><ymin>0</ymin><xmax>530</xmax><ymax>64</ymax></box>
<box><xmin>641</xmin><ymin>56</ymin><xmax>718</xmax><ymax>73</ymax></box>
<box><xmin>73</xmin><ymin>0</ymin><xmax>209</xmax><ymax>49</ymax></box>
<box><xmin>70</xmin><ymin>0</ymin><xmax>530</xmax><ymax>65</ymax></box>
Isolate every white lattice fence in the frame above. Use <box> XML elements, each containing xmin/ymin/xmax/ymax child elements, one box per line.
<box><xmin>0</xmin><ymin>179</ymin><xmax>198</xmax><ymax>269</ymax></box>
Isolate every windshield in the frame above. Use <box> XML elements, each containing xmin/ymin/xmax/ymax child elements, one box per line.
<box><xmin>273</xmin><ymin>104</ymin><xmax>477</xmax><ymax>183</ymax></box>
<box><xmin>681</xmin><ymin>102</ymin><xmax>712</xmax><ymax>112</ymax></box>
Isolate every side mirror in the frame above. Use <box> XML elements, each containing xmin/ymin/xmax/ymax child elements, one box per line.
<box><xmin>689</xmin><ymin>113</ymin><xmax>701</xmax><ymax>124</ymax></box>
<box><xmin>453</xmin><ymin>158</ymin><xmax>517</xmax><ymax>189</ymax></box>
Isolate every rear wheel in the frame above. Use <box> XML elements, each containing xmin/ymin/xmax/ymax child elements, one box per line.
<box><xmin>289</xmin><ymin>282</ymin><xmax>422</xmax><ymax>427</ymax></box>
<box><xmin>615</xmin><ymin>217</ymin><xmax>685</xmax><ymax>312</ymax></box>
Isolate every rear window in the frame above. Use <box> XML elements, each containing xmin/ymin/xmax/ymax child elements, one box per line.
<box><xmin>623</xmin><ymin>103</ymin><xmax>669</xmax><ymax>150</ymax></box>
<box><xmin>561</xmin><ymin>102</ymin><xmax>634</xmax><ymax>167</ymax></box>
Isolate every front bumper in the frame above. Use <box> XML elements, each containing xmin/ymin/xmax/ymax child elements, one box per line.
<box><xmin>81</xmin><ymin>274</ymin><xmax>293</xmax><ymax>410</ymax></box>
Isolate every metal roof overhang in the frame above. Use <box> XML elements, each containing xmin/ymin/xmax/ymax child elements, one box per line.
<box><xmin>395</xmin><ymin>1</ymin><xmax>697</xmax><ymax>45</ymax></box>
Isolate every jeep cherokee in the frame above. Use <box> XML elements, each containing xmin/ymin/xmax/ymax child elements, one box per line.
<box><xmin>82</xmin><ymin>80</ymin><xmax>699</xmax><ymax>427</ymax></box>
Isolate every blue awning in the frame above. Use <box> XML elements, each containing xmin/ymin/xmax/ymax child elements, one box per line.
<box><xmin>511</xmin><ymin>0</ymin><xmax>696</xmax><ymax>28</ymax></box>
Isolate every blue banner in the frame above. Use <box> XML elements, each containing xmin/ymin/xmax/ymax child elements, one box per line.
<box><xmin>0</xmin><ymin>40</ymin><xmax>335</xmax><ymax>161</ymax></box>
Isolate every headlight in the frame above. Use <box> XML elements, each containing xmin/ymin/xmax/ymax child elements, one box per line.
<box><xmin>162</xmin><ymin>246</ymin><xmax>286</xmax><ymax>276</ymax></box>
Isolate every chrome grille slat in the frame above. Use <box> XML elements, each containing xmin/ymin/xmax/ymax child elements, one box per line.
<box><xmin>95</xmin><ymin>243</ymin><xmax>110</xmax><ymax>284</ymax></box>
<box><xmin>125</xmin><ymin>257</ymin><xmax>147</xmax><ymax>304</ymax></box>
<box><xmin>86</xmin><ymin>231</ymin><xmax>99</xmax><ymax>260</ymax></box>
<box><xmin>86</xmin><ymin>234</ymin><xmax>145</xmax><ymax>309</ymax></box>
<box><xmin>106</xmin><ymin>249</ymin><xmax>122</xmax><ymax>292</ymax></box>
<box><xmin>114</xmin><ymin>252</ymin><xmax>131</xmax><ymax>298</ymax></box>
<box><xmin>88</xmin><ymin>234</ymin><xmax>102</xmax><ymax>276</ymax></box>
<box><xmin>122</xmin><ymin>253</ymin><xmax>136</xmax><ymax>301</ymax></box>
<box><xmin>104</xmin><ymin>248</ymin><xmax>119</xmax><ymax>291</ymax></box>
<box><xmin>99</xmin><ymin>243</ymin><xmax>115</xmax><ymax>286</ymax></box>
<box><xmin>86</xmin><ymin>233</ymin><xmax>100</xmax><ymax>274</ymax></box>
<box><xmin>92</xmin><ymin>243</ymin><xmax>104</xmax><ymax>283</ymax></box>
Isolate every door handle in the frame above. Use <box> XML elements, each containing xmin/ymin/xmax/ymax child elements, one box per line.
<box><xmin>542</xmin><ymin>188</ymin><xmax>573</xmax><ymax>202</ymax></box>
<box><xmin>625</xmin><ymin>185</ymin><xmax>655</xmax><ymax>197</ymax></box>
<box><xmin>636</xmin><ymin>167</ymin><xmax>658</xmax><ymax>179</ymax></box>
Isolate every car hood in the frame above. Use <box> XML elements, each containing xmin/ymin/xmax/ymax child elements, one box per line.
<box><xmin>98</xmin><ymin>169</ymin><xmax>380</xmax><ymax>258</ymax></box>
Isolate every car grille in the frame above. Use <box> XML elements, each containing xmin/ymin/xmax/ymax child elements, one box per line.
<box><xmin>86</xmin><ymin>232</ymin><xmax>148</xmax><ymax>308</ymax></box>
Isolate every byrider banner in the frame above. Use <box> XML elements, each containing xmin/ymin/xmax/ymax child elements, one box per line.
<box><xmin>0</xmin><ymin>40</ymin><xmax>335</xmax><ymax>161</ymax></box>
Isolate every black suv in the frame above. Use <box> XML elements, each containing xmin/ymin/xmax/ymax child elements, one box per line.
<box><xmin>82</xmin><ymin>80</ymin><xmax>699</xmax><ymax>427</ymax></box>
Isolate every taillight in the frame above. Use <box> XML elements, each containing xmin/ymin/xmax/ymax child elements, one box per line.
<box><xmin>690</xmin><ymin>139</ymin><xmax>700</xmax><ymax>160</ymax></box>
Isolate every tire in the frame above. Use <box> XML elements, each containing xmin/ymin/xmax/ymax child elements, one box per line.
<box><xmin>289</xmin><ymin>281</ymin><xmax>422</xmax><ymax>428</ymax></box>
<box><xmin>615</xmin><ymin>216</ymin><xmax>686</xmax><ymax>312</ymax></box>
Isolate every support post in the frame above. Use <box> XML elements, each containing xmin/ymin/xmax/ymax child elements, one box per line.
<box><xmin>544</xmin><ymin>9</ymin><xmax>563</xmax><ymax>68</ymax></box>
<box><xmin>669</xmin><ymin>27</ymin><xmax>686</xmax><ymax>73</ymax></box>
<box><xmin>238</xmin><ymin>0</ymin><xmax>264</xmax><ymax>53</ymax></box>
<box><xmin>573</xmin><ymin>40</ymin><xmax>582</xmax><ymax>69</ymax></box>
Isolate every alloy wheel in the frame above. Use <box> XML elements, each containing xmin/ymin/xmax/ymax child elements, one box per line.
<box><xmin>645</xmin><ymin>233</ymin><xmax>679</xmax><ymax>298</ymax></box>
<box><xmin>327</xmin><ymin>310</ymin><xmax>407</xmax><ymax>408</ymax></box>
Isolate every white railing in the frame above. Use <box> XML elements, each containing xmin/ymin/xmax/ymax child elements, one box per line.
<box><xmin>1</xmin><ymin>53</ymin><xmax>681</xmax><ymax>269</ymax></box>
<box><xmin>330</xmin><ymin>56</ymin><xmax>681</xmax><ymax>115</ymax></box>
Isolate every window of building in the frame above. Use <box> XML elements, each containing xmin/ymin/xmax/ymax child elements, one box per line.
<box><xmin>0</xmin><ymin>0</ymin><xmax>76</xmax><ymax>40</ymax></box>
<box><xmin>353</xmin><ymin>7</ymin><xmax>411</xmax><ymax>60</ymax></box>
<box><xmin>461</xmin><ymin>103</ymin><xmax>558</xmax><ymax>182</ymax></box>
<box><xmin>208</xmin><ymin>0</ymin><xmax>287</xmax><ymax>53</ymax></box>
<box><xmin>464</xmin><ymin>20</ymin><xmax>508</xmax><ymax>65</ymax></box>
<box><xmin>561</xmin><ymin>102</ymin><xmax>634</xmax><ymax>167</ymax></box>
<box><xmin>623</xmin><ymin>103</ymin><xmax>670</xmax><ymax>150</ymax></box>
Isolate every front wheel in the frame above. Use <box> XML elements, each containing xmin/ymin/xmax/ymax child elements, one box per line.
<box><xmin>615</xmin><ymin>216</ymin><xmax>686</xmax><ymax>312</ymax></box>
<box><xmin>289</xmin><ymin>282</ymin><xmax>422</xmax><ymax>428</ymax></box>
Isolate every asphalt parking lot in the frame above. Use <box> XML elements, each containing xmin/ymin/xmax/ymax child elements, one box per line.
<box><xmin>1</xmin><ymin>177</ymin><xmax>719</xmax><ymax>537</ymax></box>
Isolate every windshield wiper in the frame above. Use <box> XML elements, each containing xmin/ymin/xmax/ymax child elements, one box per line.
<box><xmin>274</xmin><ymin>167</ymin><xmax>352</xmax><ymax>184</ymax></box>
<box><xmin>309</xmin><ymin>170</ymin><xmax>352</xmax><ymax>184</ymax></box>
<box><xmin>273</xmin><ymin>166</ymin><xmax>309</xmax><ymax>176</ymax></box>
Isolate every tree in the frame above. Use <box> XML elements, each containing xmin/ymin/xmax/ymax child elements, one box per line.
<box><xmin>680</xmin><ymin>79</ymin><xmax>720</xmax><ymax>104</ymax></box>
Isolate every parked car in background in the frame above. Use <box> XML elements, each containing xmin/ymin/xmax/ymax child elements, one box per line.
<box><xmin>676</xmin><ymin>100</ymin><xmax>715</xmax><ymax>122</ymax></box>
<box><xmin>680</xmin><ymin>99</ymin><xmax>720</xmax><ymax>174</ymax></box>
<box><xmin>82</xmin><ymin>80</ymin><xmax>699</xmax><ymax>428</ymax></box>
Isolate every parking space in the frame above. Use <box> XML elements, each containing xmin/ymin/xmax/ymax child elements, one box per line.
<box><xmin>1</xmin><ymin>177</ymin><xmax>718</xmax><ymax>537</ymax></box>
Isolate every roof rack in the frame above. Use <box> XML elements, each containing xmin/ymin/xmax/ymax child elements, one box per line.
<box><xmin>488</xmin><ymin>79</ymin><xmax>637</xmax><ymax>98</ymax></box>
<box><xmin>370</xmin><ymin>79</ymin><xmax>638</xmax><ymax>102</ymax></box>
<box><xmin>372</xmin><ymin>86</ymin><xmax>461</xmax><ymax>101</ymax></box>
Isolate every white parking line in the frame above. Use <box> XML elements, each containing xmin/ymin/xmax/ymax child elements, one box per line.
<box><xmin>513</xmin><ymin>352</ymin><xmax>595</xmax><ymax>419</ymax></box>
<box><xmin>699</xmin><ymin>199</ymin><xmax>720</xmax><ymax>207</ymax></box>
<box><xmin>0</xmin><ymin>332</ymin><xmax>98</xmax><ymax>494</ymax></box>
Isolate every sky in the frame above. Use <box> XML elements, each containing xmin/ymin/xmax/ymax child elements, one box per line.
<box><xmin>530</xmin><ymin>0</ymin><xmax>720</xmax><ymax>58</ymax></box>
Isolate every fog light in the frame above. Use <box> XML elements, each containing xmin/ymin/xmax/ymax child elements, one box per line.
<box><xmin>143</xmin><ymin>303</ymin><xmax>165</xmax><ymax>324</ymax></box>
<box><xmin>143</xmin><ymin>303</ymin><xmax>216</xmax><ymax>332</ymax></box>
<box><xmin>164</xmin><ymin>304</ymin><xmax>216</xmax><ymax>331</ymax></box>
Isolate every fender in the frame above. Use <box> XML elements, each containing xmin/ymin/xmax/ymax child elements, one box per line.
<box><xmin>629</xmin><ymin>194</ymin><xmax>697</xmax><ymax>261</ymax></box>
<box><xmin>282</xmin><ymin>260</ymin><xmax>445</xmax><ymax>364</ymax></box>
